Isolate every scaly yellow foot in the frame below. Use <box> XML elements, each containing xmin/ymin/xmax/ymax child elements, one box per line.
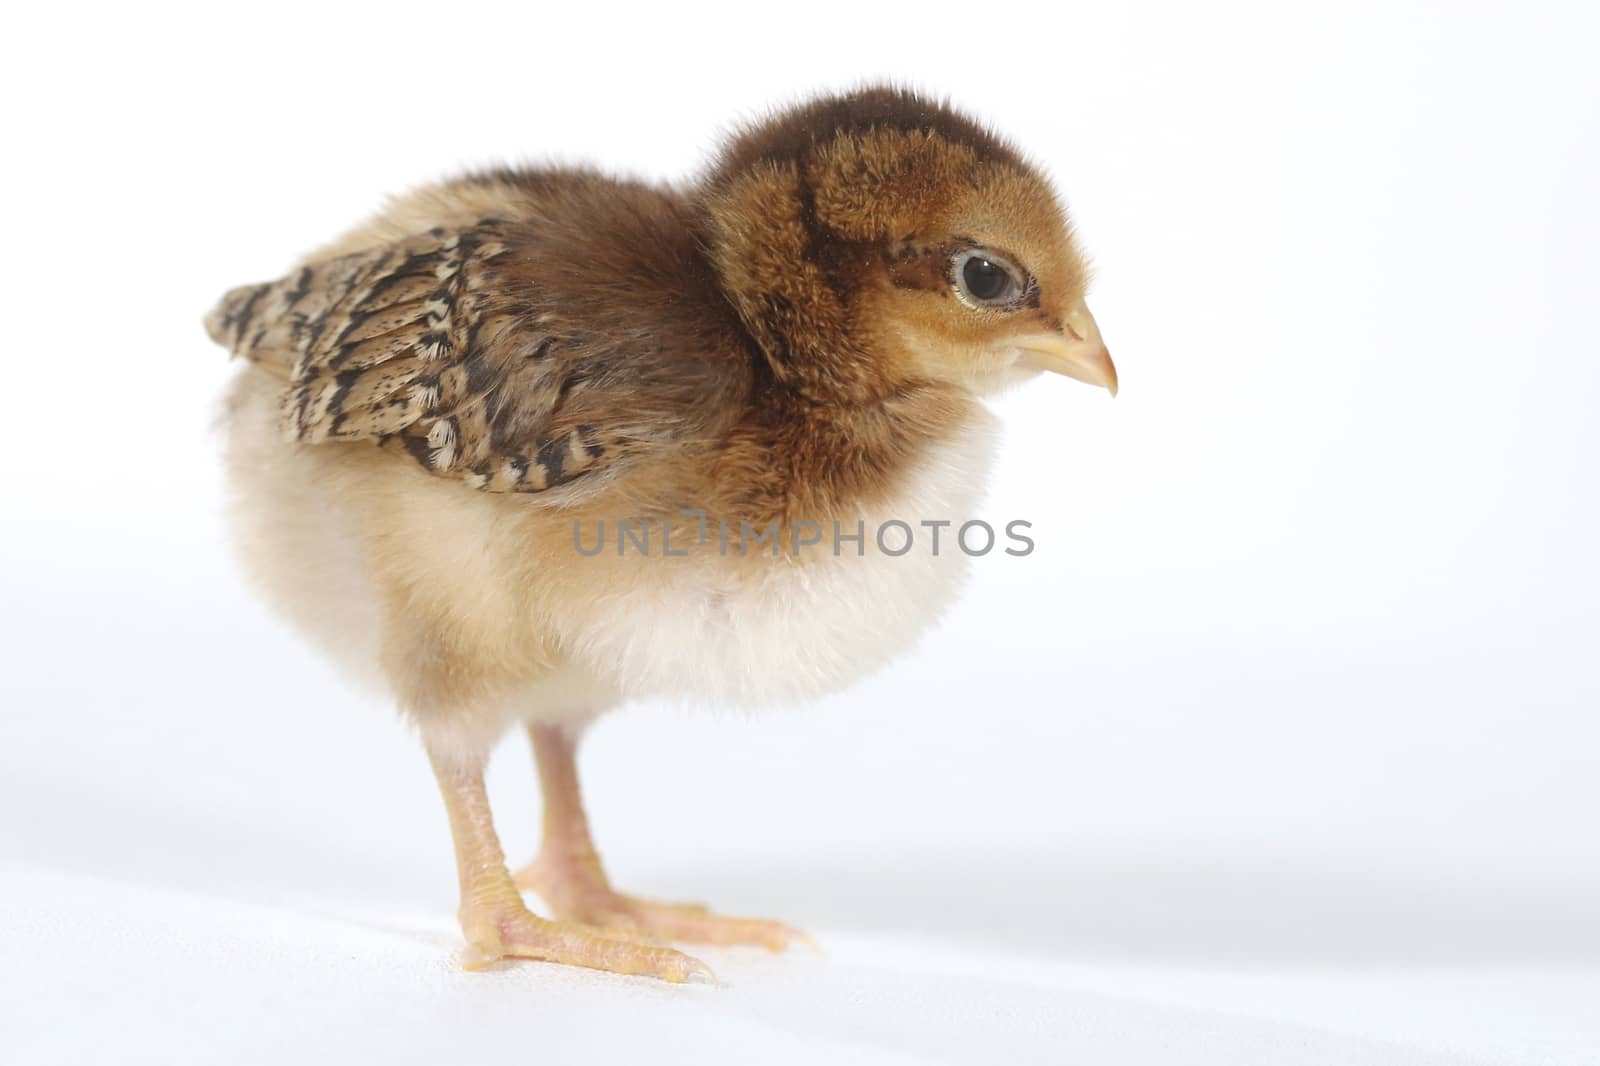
<box><xmin>520</xmin><ymin>723</ymin><xmax>812</xmax><ymax>955</ymax></box>
<box><xmin>514</xmin><ymin>858</ymin><xmax>808</xmax><ymax>952</ymax></box>
<box><xmin>429</xmin><ymin>743</ymin><xmax>715</xmax><ymax>984</ymax></box>
<box><xmin>460</xmin><ymin>899</ymin><xmax>716</xmax><ymax>983</ymax></box>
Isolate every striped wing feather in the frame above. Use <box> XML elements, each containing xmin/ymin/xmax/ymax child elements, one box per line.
<box><xmin>206</xmin><ymin>222</ymin><xmax>669</xmax><ymax>494</ymax></box>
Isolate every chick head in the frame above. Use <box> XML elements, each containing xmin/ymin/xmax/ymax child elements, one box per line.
<box><xmin>700</xmin><ymin>86</ymin><xmax>1115</xmax><ymax>404</ymax></box>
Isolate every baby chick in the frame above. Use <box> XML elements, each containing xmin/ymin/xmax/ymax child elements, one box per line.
<box><xmin>206</xmin><ymin>86</ymin><xmax>1115</xmax><ymax>983</ymax></box>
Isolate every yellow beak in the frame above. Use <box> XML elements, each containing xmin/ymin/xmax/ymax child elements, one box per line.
<box><xmin>1013</xmin><ymin>303</ymin><xmax>1118</xmax><ymax>396</ymax></box>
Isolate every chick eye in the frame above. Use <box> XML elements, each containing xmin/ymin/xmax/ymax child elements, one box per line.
<box><xmin>952</xmin><ymin>249</ymin><xmax>1026</xmax><ymax>308</ymax></box>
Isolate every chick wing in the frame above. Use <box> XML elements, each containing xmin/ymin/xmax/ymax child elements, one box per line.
<box><xmin>207</xmin><ymin>219</ymin><xmax>741</xmax><ymax>496</ymax></box>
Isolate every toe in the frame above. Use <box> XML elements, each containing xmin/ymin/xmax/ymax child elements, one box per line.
<box><xmin>626</xmin><ymin>903</ymin><xmax>811</xmax><ymax>952</ymax></box>
<box><xmin>461</xmin><ymin>905</ymin><xmax>713</xmax><ymax>983</ymax></box>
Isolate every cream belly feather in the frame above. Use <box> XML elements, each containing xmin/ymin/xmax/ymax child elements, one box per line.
<box><xmin>224</xmin><ymin>366</ymin><xmax>997</xmax><ymax>747</ymax></box>
<box><xmin>555</xmin><ymin>413</ymin><xmax>998</xmax><ymax>708</ymax></box>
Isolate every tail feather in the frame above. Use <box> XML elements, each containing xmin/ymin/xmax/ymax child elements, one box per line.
<box><xmin>206</xmin><ymin>282</ymin><xmax>269</xmax><ymax>347</ymax></box>
<box><xmin>203</xmin><ymin>275</ymin><xmax>304</xmax><ymax>378</ymax></box>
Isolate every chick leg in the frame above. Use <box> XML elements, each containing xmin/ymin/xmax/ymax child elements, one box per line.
<box><xmin>513</xmin><ymin>724</ymin><xmax>807</xmax><ymax>951</ymax></box>
<box><xmin>427</xmin><ymin>743</ymin><xmax>713</xmax><ymax>982</ymax></box>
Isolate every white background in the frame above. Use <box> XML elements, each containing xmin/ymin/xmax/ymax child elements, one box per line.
<box><xmin>3</xmin><ymin>1</ymin><xmax>1597</xmax><ymax>1063</ymax></box>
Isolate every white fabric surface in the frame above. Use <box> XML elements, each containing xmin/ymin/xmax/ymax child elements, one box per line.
<box><xmin>4</xmin><ymin>527</ymin><xmax>1598</xmax><ymax>1065</ymax></box>
<box><xmin>7</xmin><ymin>865</ymin><xmax>1600</xmax><ymax>1065</ymax></box>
